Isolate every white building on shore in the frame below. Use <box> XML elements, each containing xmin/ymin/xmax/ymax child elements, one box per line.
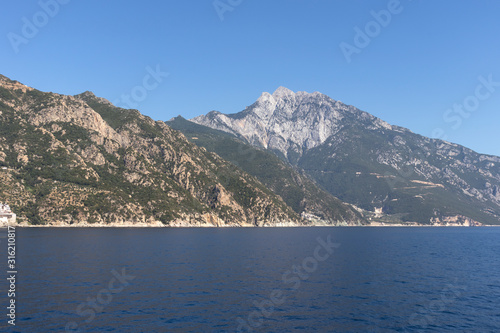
<box><xmin>0</xmin><ymin>202</ymin><xmax>16</xmax><ymax>224</ymax></box>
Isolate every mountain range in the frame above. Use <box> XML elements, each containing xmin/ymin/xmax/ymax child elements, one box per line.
<box><xmin>0</xmin><ymin>75</ymin><xmax>498</xmax><ymax>226</ymax></box>
<box><xmin>0</xmin><ymin>75</ymin><xmax>304</xmax><ymax>226</ymax></box>
<box><xmin>191</xmin><ymin>87</ymin><xmax>500</xmax><ymax>225</ymax></box>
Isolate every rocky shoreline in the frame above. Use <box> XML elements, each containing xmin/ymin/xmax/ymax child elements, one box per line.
<box><xmin>1</xmin><ymin>221</ymin><xmax>496</xmax><ymax>228</ymax></box>
<box><xmin>0</xmin><ymin>220</ymin><xmax>306</xmax><ymax>228</ymax></box>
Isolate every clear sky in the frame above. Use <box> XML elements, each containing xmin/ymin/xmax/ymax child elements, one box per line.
<box><xmin>2</xmin><ymin>0</ymin><xmax>500</xmax><ymax>156</ymax></box>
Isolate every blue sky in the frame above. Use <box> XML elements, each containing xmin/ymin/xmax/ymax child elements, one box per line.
<box><xmin>1</xmin><ymin>0</ymin><xmax>500</xmax><ymax>156</ymax></box>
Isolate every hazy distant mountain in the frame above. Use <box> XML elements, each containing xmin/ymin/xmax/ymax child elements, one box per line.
<box><xmin>0</xmin><ymin>75</ymin><xmax>300</xmax><ymax>226</ymax></box>
<box><xmin>192</xmin><ymin>87</ymin><xmax>500</xmax><ymax>225</ymax></box>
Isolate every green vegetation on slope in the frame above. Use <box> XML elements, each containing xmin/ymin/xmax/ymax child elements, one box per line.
<box><xmin>167</xmin><ymin>116</ymin><xmax>365</xmax><ymax>224</ymax></box>
<box><xmin>0</xmin><ymin>80</ymin><xmax>299</xmax><ymax>226</ymax></box>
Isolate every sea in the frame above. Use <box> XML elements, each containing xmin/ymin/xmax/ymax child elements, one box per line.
<box><xmin>2</xmin><ymin>227</ymin><xmax>500</xmax><ymax>332</ymax></box>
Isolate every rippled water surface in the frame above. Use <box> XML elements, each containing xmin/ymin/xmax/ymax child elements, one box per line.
<box><xmin>5</xmin><ymin>227</ymin><xmax>500</xmax><ymax>332</ymax></box>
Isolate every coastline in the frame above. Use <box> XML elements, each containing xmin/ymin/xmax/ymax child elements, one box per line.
<box><xmin>1</xmin><ymin>222</ymin><xmax>498</xmax><ymax>228</ymax></box>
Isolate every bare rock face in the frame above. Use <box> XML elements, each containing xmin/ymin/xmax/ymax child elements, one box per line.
<box><xmin>430</xmin><ymin>215</ymin><xmax>483</xmax><ymax>227</ymax></box>
<box><xmin>193</xmin><ymin>87</ymin><xmax>500</xmax><ymax>225</ymax></box>
<box><xmin>192</xmin><ymin>87</ymin><xmax>395</xmax><ymax>161</ymax></box>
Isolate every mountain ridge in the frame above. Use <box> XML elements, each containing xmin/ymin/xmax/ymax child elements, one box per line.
<box><xmin>192</xmin><ymin>87</ymin><xmax>500</xmax><ymax>225</ymax></box>
<box><xmin>192</xmin><ymin>87</ymin><xmax>407</xmax><ymax>156</ymax></box>
<box><xmin>2</xmin><ymin>75</ymin><xmax>497</xmax><ymax>226</ymax></box>
<box><xmin>0</xmin><ymin>75</ymin><xmax>304</xmax><ymax>227</ymax></box>
<box><xmin>167</xmin><ymin>115</ymin><xmax>366</xmax><ymax>225</ymax></box>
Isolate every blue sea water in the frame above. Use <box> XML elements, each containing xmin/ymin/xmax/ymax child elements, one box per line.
<box><xmin>2</xmin><ymin>227</ymin><xmax>500</xmax><ymax>332</ymax></box>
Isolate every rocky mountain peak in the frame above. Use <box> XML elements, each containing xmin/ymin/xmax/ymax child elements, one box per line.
<box><xmin>75</xmin><ymin>91</ymin><xmax>114</xmax><ymax>106</ymax></box>
<box><xmin>77</xmin><ymin>91</ymin><xmax>97</xmax><ymax>99</ymax></box>
<box><xmin>256</xmin><ymin>91</ymin><xmax>274</xmax><ymax>103</ymax></box>
<box><xmin>257</xmin><ymin>87</ymin><xmax>329</xmax><ymax>107</ymax></box>
<box><xmin>272</xmin><ymin>86</ymin><xmax>295</xmax><ymax>99</ymax></box>
<box><xmin>0</xmin><ymin>75</ymin><xmax>33</xmax><ymax>93</ymax></box>
<box><xmin>192</xmin><ymin>87</ymin><xmax>357</xmax><ymax>156</ymax></box>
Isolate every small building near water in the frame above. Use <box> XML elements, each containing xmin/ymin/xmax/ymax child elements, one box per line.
<box><xmin>0</xmin><ymin>202</ymin><xmax>16</xmax><ymax>225</ymax></box>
